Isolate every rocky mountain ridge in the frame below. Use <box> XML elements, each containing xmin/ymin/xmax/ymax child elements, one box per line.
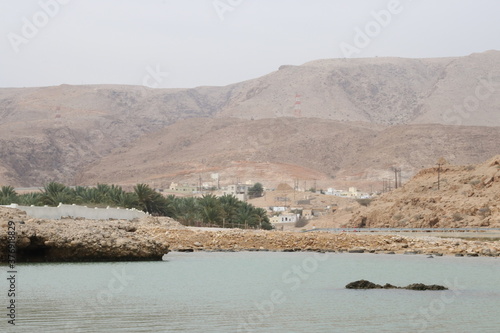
<box><xmin>0</xmin><ymin>51</ymin><xmax>499</xmax><ymax>187</ymax></box>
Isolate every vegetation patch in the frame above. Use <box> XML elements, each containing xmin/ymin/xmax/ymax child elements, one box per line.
<box><xmin>0</xmin><ymin>183</ymin><xmax>273</xmax><ymax>230</ymax></box>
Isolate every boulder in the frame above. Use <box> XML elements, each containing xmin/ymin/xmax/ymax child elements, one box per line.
<box><xmin>405</xmin><ymin>283</ymin><xmax>447</xmax><ymax>291</ymax></box>
<box><xmin>346</xmin><ymin>280</ymin><xmax>382</xmax><ymax>289</ymax></box>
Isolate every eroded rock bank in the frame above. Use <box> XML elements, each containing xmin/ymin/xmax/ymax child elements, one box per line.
<box><xmin>0</xmin><ymin>208</ymin><xmax>173</xmax><ymax>262</ymax></box>
<box><xmin>148</xmin><ymin>228</ymin><xmax>500</xmax><ymax>256</ymax></box>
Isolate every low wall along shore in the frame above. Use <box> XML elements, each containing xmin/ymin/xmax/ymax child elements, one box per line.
<box><xmin>1</xmin><ymin>203</ymin><xmax>147</xmax><ymax>221</ymax></box>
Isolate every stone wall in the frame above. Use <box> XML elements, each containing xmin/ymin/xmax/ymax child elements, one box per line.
<box><xmin>1</xmin><ymin>203</ymin><xmax>146</xmax><ymax>220</ymax></box>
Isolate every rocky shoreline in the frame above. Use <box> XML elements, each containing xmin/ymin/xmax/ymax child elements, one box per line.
<box><xmin>1</xmin><ymin>208</ymin><xmax>499</xmax><ymax>262</ymax></box>
<box><xmin>157</xmin><ymin>228</ymin><xmax>500</xmax><ymax>257</ymax></box>
<box><xmin>0</xmin><ymin>208</ymin><xmax>172</xmax><ymax>262</ymax></box>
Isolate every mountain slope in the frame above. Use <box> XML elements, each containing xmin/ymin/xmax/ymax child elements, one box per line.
<box><xmin>348</xmin><ymin>155</ymin><xmax>500</xmax><ymax>228</ymax></box>
<box><xmin>78</xmin><ymin>117</ymin><xmax>500</xmax><ymax>190</ymax></box>
<box><xmin>0</xmin><ymin>51</ymin><xmax>500</xmax><ymax>186</ymax></box>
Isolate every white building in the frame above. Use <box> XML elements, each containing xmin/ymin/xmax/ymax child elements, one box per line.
<box><xmin>223</xmin><ymin>184</ymin><xmax>250</xmax><ymax>201</ymax></box>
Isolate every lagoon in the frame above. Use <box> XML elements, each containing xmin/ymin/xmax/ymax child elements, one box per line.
<box><xmin>3</xmin><ymin>252</ymin><xmax>500</xmax><ymax>332</ymax></box>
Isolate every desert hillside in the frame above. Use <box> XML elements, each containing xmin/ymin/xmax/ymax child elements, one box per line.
<box><xmin>79</xmin><ymin>117</ymin><xmax>500</xmax><ymax>190</ymax></box>
<box><xmin>0</xmin><ymin>51</ymin><xmax>500</xmax><ymax>187</ymax></box>
<box><xmin>347</xmin><ymin>155</ymin><xmax>500</xmax><ymax>228</ymax></box>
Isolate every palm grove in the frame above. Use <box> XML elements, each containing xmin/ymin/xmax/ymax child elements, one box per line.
<box><xmin>0</xmin><ymin>183</ymin><xmax>273</xmax><ymax>230</ymax></box>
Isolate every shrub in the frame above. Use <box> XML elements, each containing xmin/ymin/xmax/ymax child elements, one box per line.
<box><xmin>452</xmin><ymin>212</ymin><xmax>464</xmax><ymax>221</ymax></box>
<box><xmin>356</xmin><ymin>198</ymin><xmax>373</xmax><ymax>207</ymax></box>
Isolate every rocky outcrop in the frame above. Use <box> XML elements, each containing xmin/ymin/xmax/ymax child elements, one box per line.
<box><xmin>348</xmin><ymin>155</ymin><xmax>500</xmax><ymax>229</ymax></box>
<box><xmin>0</xmin><ymin>208</ymin><xmax>176</xmax><ymax>262</ymax></box>
<box><xmin>346</xmin><ymin>280</ymin><xmax>448</xmax><ymax>290</ymax></box>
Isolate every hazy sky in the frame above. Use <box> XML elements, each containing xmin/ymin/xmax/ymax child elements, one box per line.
<box><xmin>1</xmin><ymin>0</ymin><xmax>499</xmax><ymax>88</ymax></box>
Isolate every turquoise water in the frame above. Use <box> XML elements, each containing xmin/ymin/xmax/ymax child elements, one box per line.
<box><xmin>2</xmin><ymin>252</ymin><xmax>500</xmax><ymax>332</ymax></box>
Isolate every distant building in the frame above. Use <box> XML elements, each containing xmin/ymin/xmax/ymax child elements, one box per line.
<box><xmin>223</xmin><ymin>184</ymin><xmax>250</xmax><ymax>201</ymax></box>
<box><xmin>271</xmin><ymin>213</ymin><xmax>299</xmax><ymax>224</ymax></box>
<box><xmin>302</xmin><ymin>209</ymin><xmax>313</xmax><ymax>219</ymax></box>
<box><xmin>325</xmin><ymin>186</ymin><xmax>370</xmax><ymax>199</ymax></box>
<box><xmin>169</xmin><ymin>182</ymin><xmax>197</xmax><ymax>193</ymax></box>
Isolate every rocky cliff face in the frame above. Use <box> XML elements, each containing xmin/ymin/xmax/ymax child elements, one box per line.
<box><xmin>348</xmin><ymin>155</ymin><xmax>500</xmax><ymax>228</ymax></box>
<box><xmin>0</xmin><ymin>208</ymin><xmax>175</xmax><ymax>262</ymax></box>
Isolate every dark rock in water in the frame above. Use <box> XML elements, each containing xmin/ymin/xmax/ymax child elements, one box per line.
<box><xmin>383</xmin><ymin>283</ymin><xmax>398</xmax><ymax>289</ymax></box>
<box><xmin>346</xmin><ymin>280</ymin><xmax>382</xmax><ymax>289</ymax></box>
<box><xmin>455</xmin><ymin>253</ymin><xmax>464</xmax><ymax>257</ymax></box>
<box><xmin>177</xmin><ymin>248</ymin><xmax>194</xmax><ymax>252</ymax></box>
<box><xmin>405</xmin><ymin>283</ymin><xmax>447</xmax><ymax>291</ymax></box>
<box><xmin>345</xmin><ymin>280</ymin><xmax>448</xmax><ymax>291</ymax></box>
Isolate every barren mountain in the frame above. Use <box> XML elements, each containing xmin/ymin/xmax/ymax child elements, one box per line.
<box><xmin>0</xmin><ymin>51</ymin><xmax>499</xmax><ymax>187</ymax></box>
<box><xmin>347</xmin><ymin>155</ymin><xmax>500</xmax><ymax>228</ymax></box>
<box><xmin>79</xmin><ymin>117</ymin><xmax>500</xmax><ymax>190</ymax></box>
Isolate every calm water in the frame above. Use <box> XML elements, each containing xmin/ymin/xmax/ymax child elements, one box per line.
<box><xmin>2</xmin><ymin>252</ymin><xmax>500</xmax><ymax>332</ymax></box>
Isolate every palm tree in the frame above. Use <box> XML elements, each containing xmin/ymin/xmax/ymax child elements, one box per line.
<box><xmin>40</xmin><ymin>182</ymin><xmax>74</xmax><ymax>206</ymax></box>
<box><xmin>198</xmin><ymin>194</ymin><xmax>223</xmax><ymax>226</ymax></box>
<box><xmin>74</xmin><ymin>186</ymin><xmax>102</xmax><ymax>205</ymax></box>
<box><xmin>134</xmin><ymin>183</ymin><xmax>170</xmax><ymax>215</ymax></box>
<box><xmin>254</xmin><ymin>207</ymin><xmax>273</xmax><ymax>230</ymax></box>
<box><xmin>0</xmin><ymin>186</ymin><xmax>18</xmax><ymax>205</ymax></box>
<box><xmin>235</xmin><ymin>202</ymin><xmax>260</xmax><ymax>229</ymax></box>
<box><xmin>114</xmin><ymin>191</ymin><xmax>139</xmax><ymax>209</ymax></box>
<box><xmin>171</xmin><ymin>196</ymin><xmax>200</xmax><ymax>226</ymax></box>
<box><xmin>219</xmin><ymin>194</ymin><xmax>241</xmax><ymax>227</ymax></box>
<box><xmin>18</xmin><ymin>192</ymin><xmax>42</xmax><ymax>206</ymax></box>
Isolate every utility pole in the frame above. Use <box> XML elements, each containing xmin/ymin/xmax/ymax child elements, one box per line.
<box><xmin>436</xmin><ymin>157</ymin><xmax>447</xmax><ymax>190</ymax></box>
<box><xmin>437</xmin><ymin>163</ymin><xmax>443</xmax><ymax>190</ymax></box>
<box><xmin>392</xmin><ymin>167</ymin><xmax>401</xmax><ymax>189</ymax></box>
